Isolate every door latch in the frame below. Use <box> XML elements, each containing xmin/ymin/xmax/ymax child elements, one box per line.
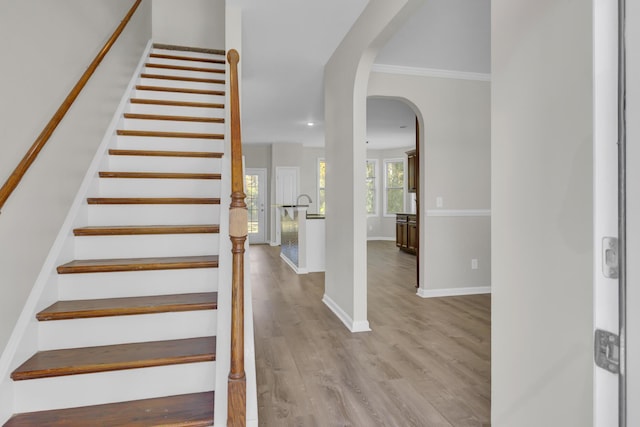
<box><xmin>594</xmin><ymin>329</ymin><xmax>620</xmax><ymax>374</ymax></box>
<box><xmin>602</xmin><ymin>237</ymin><xmax>619</xmax><ymax>278</ymax></box>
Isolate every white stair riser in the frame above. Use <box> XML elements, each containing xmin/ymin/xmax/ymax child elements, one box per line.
<box><xmin>74</xmin><ymin>233</ymin><xmax>220</xmax><ymax>259</ymax></box>
<box><xmin>128</xmin><ymin>103</ymin><xmax>225</xmax><ymax>118</ymax></box>
<box><xmin>13</xmin><ymin>362</ymin><xmax>215</xmax><ymax>413</ymax></box>
<box><xmin>152</xmin><ymin>48</ymin><xmax>224</xmax><ymax>62</ymax></box>
<box><xmin>97</xmin><ymin>178</ymin><xmax>221</xmax><ymax>198</ymax></box>
<box><xmin>58</xmin><ymin>268</ymin><xmax>218</xmax><ymax>300</ymax></box>
<box><xmin>133</xmin><ymin>89</ymin><xmax>224</xmax><ymax>104</ymax></box>
<box><xmin>39</xmin><ymin>311</ymin><xmax>217</xmax><ymax>350</ymax></box>
<box><xmin>143</xmin><ymin>65</ymin><xmax>224</xmax><ymax>80</ymax></box>
<box><xmin>116</xmin><ymin>135</ymin><xmax>225</xmax><ymax>153</ymax></box>
<box><xmin>88</xmin><ymin>204</ymin><xmax>221</xmax><ymax>226</ymax></box>
<box><xmin>139</xmin><ymin>77</ymin><xmax>224</xmax><ymax>92</ymax></box>
<box><xmin>123</xmin><ymin>118</ymin><xmax>225</xmax><ymax>134</ymax></box>
<box><xmin>108</xmin><ymin>156</ymin><xmax>221</xmax><ymax>174</ymax></box>
<box><xmin>147</xmin><ymin>57</ymin><xmax>225</xmax><ymax>71</ymax></box>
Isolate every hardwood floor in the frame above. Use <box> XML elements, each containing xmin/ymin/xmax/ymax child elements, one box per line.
<box><xmin>251</xmin><ymin>241</ymin><xmax>491</xmax><ymax>426</ymax></box>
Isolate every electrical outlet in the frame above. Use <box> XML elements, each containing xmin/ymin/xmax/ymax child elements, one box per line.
<box><xmin>436</xmin><ymin>196</ymin><xmax>443</xmax><ymax>208</ymax></box>
<box><xmin>471</xmin><ymin>259</ymin><xmax>478</xmax><ymax>269</ymax></box>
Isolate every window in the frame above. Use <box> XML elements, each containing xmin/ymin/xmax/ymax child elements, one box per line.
<box><xmin>318</xmin><ymin>158</ymin><xmax>326</xmax><ymax>215</ymax></box>
<box><xmin>245</xmin><ymin>174</ymin><xmax>259</xmax><ymax>233</ymax></box>
<box><xmin>366</xmin><ymin>159</ymin><xmax>377</xmax><ymax>215</ymax></box>
<box><xmin>384</xmin><ymin>159</ymin><xmax>405</xmax><ymax>215</ymax></box>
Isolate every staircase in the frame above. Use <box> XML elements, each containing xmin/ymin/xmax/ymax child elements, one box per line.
<box><xmin>3</xmin><ymin>44</ymin><xmax>230</xmax><ymax>426</ymax></box>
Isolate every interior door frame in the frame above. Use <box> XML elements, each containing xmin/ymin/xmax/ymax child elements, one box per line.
<box><xmin>593</xmin><ymin>0</ymin><xmax>627</xmax><ymax>424</ymax></box>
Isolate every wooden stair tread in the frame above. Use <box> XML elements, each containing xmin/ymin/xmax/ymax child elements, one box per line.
<box><xmin>109</xmin><ymin>149</ymin><xmax>223</xmax><ymax>158</ymax></box>
<box><xmin>37</xmin><ymin>292</ymin><xmax>218</xmax><ymax>321</ymax></box>
<box><xmin>87</xmin><ymin>197</ymin><xmax>220</xmax><ymax>205</ymax></box>
<box><xmin>98</xmin><ymin>171</ymin><xmax>221</xmax><ymax>179</ymax></box>
<box><xmin>11</xmin><ymin>337</ymin><xmax>216</xmax><ymax>380</ymax></box>
<box><xmin>140</xmin><ymin>73</ymin><xmax>225</xmax><ymax>85</ymax></box>
<box><xmin>150</xmin><ymin>52</ymin><xmax>225</xmax><ymax>65</ymax></box>
<box><xmin>153</xmin><ymin>43</ymin><xmax>225</xmax><ymax>56</ymax></box>
<box><xmin>123</xmin><ymin>113</ymin><xmax>224</xmax><ymax>123</ymax></box>
<box><xmin>146</xmin><ymin>63</ymin><xmax>224</xmax><ymax>74</ymax></box>
<box><xmin>130</xmin><ymin>98</ymin><xmax>224</xmax><ymax>108</ymax></box>
<box><xmin>57</xmin><ymin>255</ymin><xmax>219</xmax><ymax>274</ymax></box>
<box><xmin>73</xmin><ymin>224</ymin><xmax>220</xmax><ymax>236</ymax></box>
<box><xmin>4</xmin><ymin>391</ymin><xmax>214</xmax><ymax>427</ymax></box>
<box><xmin>117</xmin><ymin>129</ymin><xmax>224</xmax><ymax>139</ymax></box>
<box><xmin>136</xmin><ymin>85</ymin><xmax>224</xmax><ymax>96</ymax></box>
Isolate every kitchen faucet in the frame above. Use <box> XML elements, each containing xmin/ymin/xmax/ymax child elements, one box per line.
<box><xmin>296</xmin><ymin>194</ymin><xmax>313</xmax><ymax>206</ymax></box>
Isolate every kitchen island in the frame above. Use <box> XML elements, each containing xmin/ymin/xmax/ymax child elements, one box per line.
<box><xmin>279</xmin><ymin>206</ymin><xmax>325</xmax><ymax>274</ymax></box>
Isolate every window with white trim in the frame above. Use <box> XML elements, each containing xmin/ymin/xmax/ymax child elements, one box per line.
<box><xmin>384</xmin><ymin>158</ymin><xmax>405</xmax><ymax>215</ymax></box>
<box><xmin>366</xmin><ymin>159</ymin><xmax>377</xmax><ymax>215</ymax></box>
<box><xmin>318</xmin><ymin>158</ymin><xmax>326</xmax><ymax>215</ymax></box>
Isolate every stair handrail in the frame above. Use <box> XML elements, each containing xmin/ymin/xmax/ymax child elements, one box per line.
<box><xmin>226</xmin><ymin>49</ymin><xmax>247</xmax><ymax>427</ymax></box>
<box><xmin>0</xmin><ymin>0</ymin><xmax>142</xmax><ymax>213</ymax></box>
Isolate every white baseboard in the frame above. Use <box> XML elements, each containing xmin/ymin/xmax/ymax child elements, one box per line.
<box><xmin>426</xmin><ymin>209</ymin><xmax>491</xmax><ymax>217</ymax></box>
<box><xmin>416</xmin><ymin>286</ymin><xmax>491</xmax><ymax>298</ymax></box>
<box><xmin>269</xmin><ymin>241</ymin><xmax>279</xmax><ymax>247</ymax></box>
<box><xmin>279</xmin><ymin>252</ymin><xmax>308</xmax><ymax>274</ymax></box>
<box><xmin>367</xmin><ymin>236</ymin><xmax>395</xmax><ymax>241</ymax></box>
<box><xmin>322</xmin><ymin>294</ymin><xmax>371</xmax><ymax>333</ymax></box>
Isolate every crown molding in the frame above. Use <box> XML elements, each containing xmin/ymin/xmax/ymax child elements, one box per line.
<box><xmin>372</xmin><ymin>64</ymin><xmax>491</xmax><ymax>82</ymax></box>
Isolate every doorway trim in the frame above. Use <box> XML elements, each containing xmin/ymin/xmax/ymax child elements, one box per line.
<box><xmin>245</xmin><ymin>168</ymin><xmax>267</xmax><ymax>244</ymax></box>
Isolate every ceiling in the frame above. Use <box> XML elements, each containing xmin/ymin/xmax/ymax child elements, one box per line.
<box><xmin>230</xmin><ymin>0</ymin><xmax>490</xmax><ymax>149</ymax></box>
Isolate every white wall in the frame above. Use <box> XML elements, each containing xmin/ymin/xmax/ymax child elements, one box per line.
<box><xmin>368</xmin><ymin>72</ymin><xmax>491</xmax><ymax>293</ymax></box>
<box><xmin>152</xmin><ymin>0</ymin><xmax>224</xmax><ymax>49</ymax></box>
<box><xmin>492</xmin><ymin>1</ymin><xmax>593</xmax><ymax>425</ymax></box>
<box><xmin>0</xmin><ymin>0</ymin><xmax>151</xmax><ymax>360</ymax></box>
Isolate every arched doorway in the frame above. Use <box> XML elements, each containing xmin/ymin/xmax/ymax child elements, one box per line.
<box><xmin>365</xmin><ymin>96</ymin><xmax>421</xmax><ymax>293</ymax></box>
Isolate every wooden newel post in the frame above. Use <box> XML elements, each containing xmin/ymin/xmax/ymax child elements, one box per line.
<box><xmin>227</xmin><ymin>49</ymin><xmax>247</xmax><ymax>427</ymax></box>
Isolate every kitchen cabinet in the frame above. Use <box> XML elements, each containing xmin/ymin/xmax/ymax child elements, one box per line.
<box><xmin>396</xmin><ymin>213</ymin><xmax>417</xmax><ymax>255</ymax></box>
<box><xmin>406</xmin><ymin>149</ymin><xmax>417</xmax><ymax>193</ymax></box>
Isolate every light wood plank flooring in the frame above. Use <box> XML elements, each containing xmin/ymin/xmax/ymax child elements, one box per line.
<box><xmin>251</xmin><ymin>241</ymin><xmax>491</xmax><ymax>426</ymax></box>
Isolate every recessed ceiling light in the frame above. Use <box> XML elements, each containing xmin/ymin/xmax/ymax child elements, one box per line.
<box><xmin>307</xmin><ymin>122</ymin><xmax>315</xmax><ymax>127</ymax></box>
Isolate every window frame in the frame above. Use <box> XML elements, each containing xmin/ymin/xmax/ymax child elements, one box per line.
<box><xmin>366</xmin><ymin>158</ymin><xmax>378</xmax><ymax>217</ymax></box>
<box><xmin>317</xmin><ymin>157</ymin><xmax>326</xmax><ymax>215</ymax></box>
<box><xmin>383</xmin><ymin>157</ymin><xmax>406</xmax><ymax>217</ymax></box>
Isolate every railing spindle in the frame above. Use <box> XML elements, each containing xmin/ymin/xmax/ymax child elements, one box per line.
<box><xmin>226</xmin><ymin>48</ymin><xmax>247</xmax><ymax>427</ymax></box>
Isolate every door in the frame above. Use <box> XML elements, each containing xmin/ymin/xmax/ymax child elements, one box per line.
<box><xmin>274</xmin><ymin>167</ymin><xmax>299</xmax><ymax>245</ymax></box>
<box><xmin>245</xmin><ymin>168</ymin><xmax>267</xmax><ymax>244</ymax></box>
<box><xmin>593</xmin><ymin>2</ymin><xmax>624</xmax><ymax>424</ymax></box>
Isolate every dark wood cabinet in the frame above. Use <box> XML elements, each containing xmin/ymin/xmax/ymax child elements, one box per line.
<box><xmin>396</xmin><ymin>219</ymin><xmax>408</xmax><ymax>249</ymax></box>
<box><xmin>407</xmin><ymin>217</ymin><xmax>417</xmax><ymax>253</ymax></box>
<box><xmin>396</xmin><ymin>214</ymin><xmax>417</xmax><ymax>255</ymax></box>
<box><xmin>406</xmin><ymin>149</ymin><xmax>417</xmax><ymax>193</ymax></box>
